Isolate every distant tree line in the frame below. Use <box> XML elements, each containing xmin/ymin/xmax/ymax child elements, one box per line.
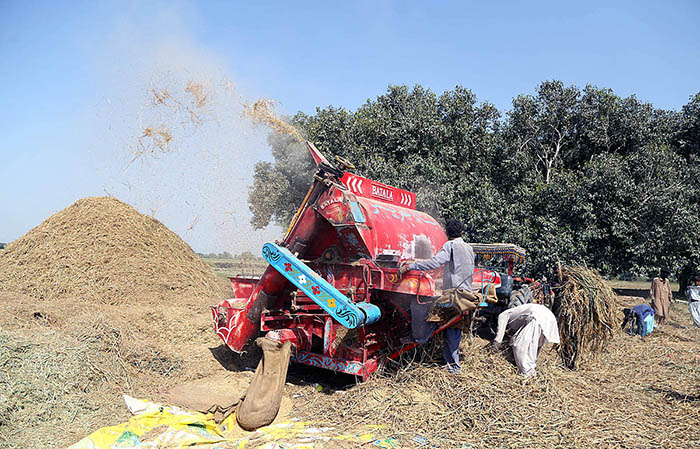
<box><xmin>198</xmin><ymin>251</ymin><xmax>234</xmax><ymax>259</ymax></box>
<box><xmin>198</xmin><ymin>251</ymin><xmax>265</xmax><ymax>263</ymax></box>
<box><xmin>249</xmin><ymin>81</ymin><xmax>700</xmax><ymax>290</ymax></box>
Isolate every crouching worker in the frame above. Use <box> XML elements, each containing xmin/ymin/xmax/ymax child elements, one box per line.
<box><xmin>491</xmin><ymin>303</ymin><xmax>560</xmax><ymax>377</ymax></box>
<box><xmin>399</xmin><ymin>219</ymin><xmax>474</xmax><ymax>374</ymax></box>
<box><xmin>621</xmin><ymin>304</ymin><xmax>655</xmax><ymax>336</ymax></box>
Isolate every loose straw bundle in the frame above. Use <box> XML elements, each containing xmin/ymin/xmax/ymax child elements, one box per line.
<box><xmin>556</xmin><ymin>265</ymin><xmax>618</xmax><ymax>369</ymax></box>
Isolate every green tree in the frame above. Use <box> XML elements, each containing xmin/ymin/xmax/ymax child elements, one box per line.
<box><xmin>677</xmin><ymin>92</ymin><xmax>700</xmax><ymax>160</ymax></box>
<box><xmin>668</xmin><ymin>94</ymin><xmax>700</xmax><ymax>289</ymax></box>
<box><xmin>247</xmin><ymin>81</ymin><xmax>700</xmax><ymax>282</ymax></box>
<box><xmin>506</xmin><ymin>81</ymin><xmax>580</xmax><ymax>184</ymax></box>
<box><xmin>248</xmin><ymin>84</ymin><xmax>502</xmax><ymax>237</ymax></box>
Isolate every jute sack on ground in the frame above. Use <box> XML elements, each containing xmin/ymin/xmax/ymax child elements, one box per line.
<box><xmin>166</xmin><ymin>373</ymin><xmax>246</xmax><ymax>423</ymax></box>
<box><xmin>236</xmin><ymin>338</ymin><xmax>292</xmax><ymax>430</ymax></box>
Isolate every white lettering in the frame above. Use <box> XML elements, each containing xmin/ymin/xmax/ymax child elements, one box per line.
<box><xmin>371</xmin><ymin>184</ymin><xmax>394</xmax><ymax>201</ymax></box>
<box><xmin>320</xmin><ymin>198</ymin><xmax>341</xmax><ymax>210</ymax></box>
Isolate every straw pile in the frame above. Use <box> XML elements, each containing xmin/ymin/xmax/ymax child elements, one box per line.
<box><xmin>0</xmin><ymin>197</ymin><xmax>237</xmax><ymax>448</ymax></box>
<box><xmin>556</xmin><ymin>266</ymin><xmax>618</xmax><ymax>369</ymax></box>
<box><xmin>0</xmin><ymin>196</ymin><xmax>223</xmax><ymax>304</ymax></box>
<box><xmin>294</xmin><ymin>300</ymin><xmax>700</xmax><ymax>448</ymax></box>
<box><xmin>0</xmin><ymin>323</ymin><xmax>125</xmax><ymax>448</ymax></box>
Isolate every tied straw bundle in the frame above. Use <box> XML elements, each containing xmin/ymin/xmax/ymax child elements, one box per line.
<box><xmin>556</xmin><ymin>265</ymin><xmax>618</xmax><ymax>369</ymax></box>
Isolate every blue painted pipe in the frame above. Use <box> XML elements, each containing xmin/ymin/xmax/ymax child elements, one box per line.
<box><xmin>262</xmin><ymin>242</ymin><xmax>381</xmax><ymax>328</ymax></box>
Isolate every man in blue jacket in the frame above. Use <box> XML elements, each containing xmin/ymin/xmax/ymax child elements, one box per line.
<box><xmin>621</xmin><ymin>304</ymin><xmax>655</xmax><ymax>336</ymax></box>
<box><xmin>399</xmin><ymin>219</ymin><xmax>474</xmax><ymax>373</ymax></box>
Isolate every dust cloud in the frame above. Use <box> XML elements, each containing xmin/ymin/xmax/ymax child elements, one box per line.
<box><xmin>90</xmin><ymin>17</ymin><xmax>305</xmax><ymax>255</ymax></box>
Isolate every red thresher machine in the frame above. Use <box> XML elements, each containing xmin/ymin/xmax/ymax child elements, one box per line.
<box><xmin>211</xmin><ymin>142</ymin><xmax>526</xmax><ymax>384</ymax></box>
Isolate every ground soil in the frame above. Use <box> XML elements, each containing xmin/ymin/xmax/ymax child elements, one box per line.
<box><xmin>2</xmin><ymin>291</ymin><xmax>698</xmax><ymax>449</ymax></box>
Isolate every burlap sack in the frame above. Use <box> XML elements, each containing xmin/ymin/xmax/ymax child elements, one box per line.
<box><xmin>236</xmin><ymin>338</ymin><xmax>292</xmax><ymax>430</ymax></box>
<box><xmin>166</xmin><ymin>373</ymin><xmax>243</xmax><ymax>423</ymax></box>
<box><xmin>426</xmin><ymin>288</ymin><xmax>479</xmax><ymax>323</ymax></box>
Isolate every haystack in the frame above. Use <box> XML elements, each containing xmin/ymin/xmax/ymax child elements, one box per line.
<box><xmin>0</xmin><ymin>196</ymin><xmax>223</xmax><ymax>304</ymax></box>
<box><xmin>556</xmin><ymin>265</ymin><xmax>618</xmax><ymax>369</ymax></box>
<box><xmin>0</xmin><ymin>197</ymin><xmax>236</xmax><ymax>449</ymax></box>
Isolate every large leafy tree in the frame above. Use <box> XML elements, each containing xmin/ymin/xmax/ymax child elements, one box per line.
<box><xmin>506</xmin><ymin>81</ymin><xmax>580</xmax><ymax>184</ymax></box>
<box><xmin>249</xmin><ymin>85</ymin><xmax>503</xmax><ymax>238</ymax></box>
<box><xmin>674</xmin><ymin>92</ymin><xmax>700</xmax><ymax>289</ymax></box>
<box><xmin>677</xmin><ymin>92</ymin><xmax>700</xmax><ymax>160</ymax></box>
<box><xmin>248</xmin><ymin>82</ymin><xmax>700</xmax><ymax>285</ymax></box>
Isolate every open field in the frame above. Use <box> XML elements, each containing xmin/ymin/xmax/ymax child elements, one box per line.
<box><xmin>1</xmin><ymin>280</ymin><xmax>698</xmax><ymax>448</ymax></box>
<box><xmin>200</xmin><ymin>257</ymin><xmax>268</xmax><ymax>278</ymax></box>
<box><xmin>609</xmin><ymin>279</ymin><xmax>684</xmax><ymax>300</ymax></box>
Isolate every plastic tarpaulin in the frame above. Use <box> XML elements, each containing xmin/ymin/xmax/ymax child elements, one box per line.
<box><xmin>67</xmin><ymin>395</ymin><xmax>381</xmax><ymax>449</ymax></box>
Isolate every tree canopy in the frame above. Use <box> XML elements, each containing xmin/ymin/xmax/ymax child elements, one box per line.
<box><xmin>248</xmin><ymin>82</ymin><xmax>700</xmax><ymax>288</ymax></box>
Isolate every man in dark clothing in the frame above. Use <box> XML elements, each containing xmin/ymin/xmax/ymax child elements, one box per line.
<box><xmin>399</xmin><ymin>219</ymin><xmax>474</xmax><ymax>373</ymax></box>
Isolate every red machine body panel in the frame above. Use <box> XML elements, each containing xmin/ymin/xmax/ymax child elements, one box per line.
<box><xmin>311</xmin><ymin>185</ymin><xmax>446</xmax><ymax>261</ymax></box>
<box><xmin>354</xmin><ymin>196</ymin><xmax>444</xmax><ymax>260</ymax></box>
<box><xmin>229</xmin><ymin>276</ymin><xmax>257</xmax><ymax>299</ymax></box>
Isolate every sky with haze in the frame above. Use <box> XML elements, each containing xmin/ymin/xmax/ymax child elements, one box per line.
<box><xmin>1</xmin><ymin>0</ymin><xmax>699</xmax><ymax>253</ymax></box>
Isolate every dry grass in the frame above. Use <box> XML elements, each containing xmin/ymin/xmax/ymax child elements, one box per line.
<box><xmin>557</xmin><ymin>265</ymin><xmax>618</xmax><ymax>369</ymax></box>
<box><xmin>134</xmin><ymin>125</ymin><xmax>174</xmax><ymax>159</ymax></box>
<box><xmin>0</xmin><ymin>196</ymin><xmax>224</xmax><ymax>304</ymax></box>
<box><xmin>185</xmin><ymin>80</ymin><xmax>210</xmax><ymax>108</ymax></box>
<box><xmin>0</xmin><ymin>323</ymin><xmax>126</xmax><ymax>448</ymax></box>
<box><xmin>0</xmin><ymin>306</ymin><xmax>210</xmax><ymax>449</ymax></box>
<box><xmin>131</xmin><ymin>77</ymin><xmax>304</xmax><ymax>163</ymax></box>
<box><xmin>295</xmin><ymin>298</ymin><xmax>700</xmax><ymax>448</ymax></box>
<box><xmin>0</xmin><ymin>197</ymin><xmax>234</xmax><ymax>448</ymax></box>
<box><xmin>1</xmin><ymin>202</ymin><xmax>697</xmax><ymax>448</ymax></box>
<box><xmin>242</xmin><ymin>98</ymin><xmax>305</xmax><ymax>142</ymax></box>
<box><xmin>129</xmin><ymin>79</ymin><xmax>213</xmax><ymax>163</ymax></box>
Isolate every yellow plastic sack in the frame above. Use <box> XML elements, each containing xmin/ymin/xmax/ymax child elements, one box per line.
<box><xmin>68</xmin><ymin>396</ymin><xmax>227</xmax><ymax>449</ymax></box>
<box><xmin>67</xmin><ymin>395</ymin><xmax>380</xmax><ymax>449</ymax></box>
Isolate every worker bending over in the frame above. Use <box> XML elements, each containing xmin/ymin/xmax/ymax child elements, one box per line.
<box><xmin>492</xmin><ymin>303</ymin><xmax>560</xmax><ymax>377</ymax></box>
<box><xmin>399</xmin><ymin>219</ymin><xmax>474</xmax><ymax>374</ymax></box>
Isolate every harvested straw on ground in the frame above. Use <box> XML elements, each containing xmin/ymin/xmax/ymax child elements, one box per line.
<box><xmin>294</xmin><ymin>305</ymin><xmax>700</xmax><ymax>448</ymax></box>
<box><xmin>0</xmin><ymin>196</ymin><xmax>223</xmax><ymax>304</ymax></box>
<box><xmin>0</xmin><ymin>197</ymin><xmax>233</xmax><ymax>449</ymax></box>
<box><xmin>556</xmin><ymin>265</ymin><xmax>618</xmax><ymax>369</ymax></box>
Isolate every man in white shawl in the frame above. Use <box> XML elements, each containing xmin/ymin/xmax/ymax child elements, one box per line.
<box><xmin>492</xmin><ymin>303</ymin><xmax>560</xmax><ymax>377</ymax></box>
<box><xmin>686</xmin><ymin>275</ymin><xmax>700</xmax><ymax>327</ymax></box>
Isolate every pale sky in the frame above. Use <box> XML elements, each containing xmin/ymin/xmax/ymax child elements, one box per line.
<box><xmin>2</xmin><ymin>0</ymin><xmax>699</xmax><ymax>253</ymax></box>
